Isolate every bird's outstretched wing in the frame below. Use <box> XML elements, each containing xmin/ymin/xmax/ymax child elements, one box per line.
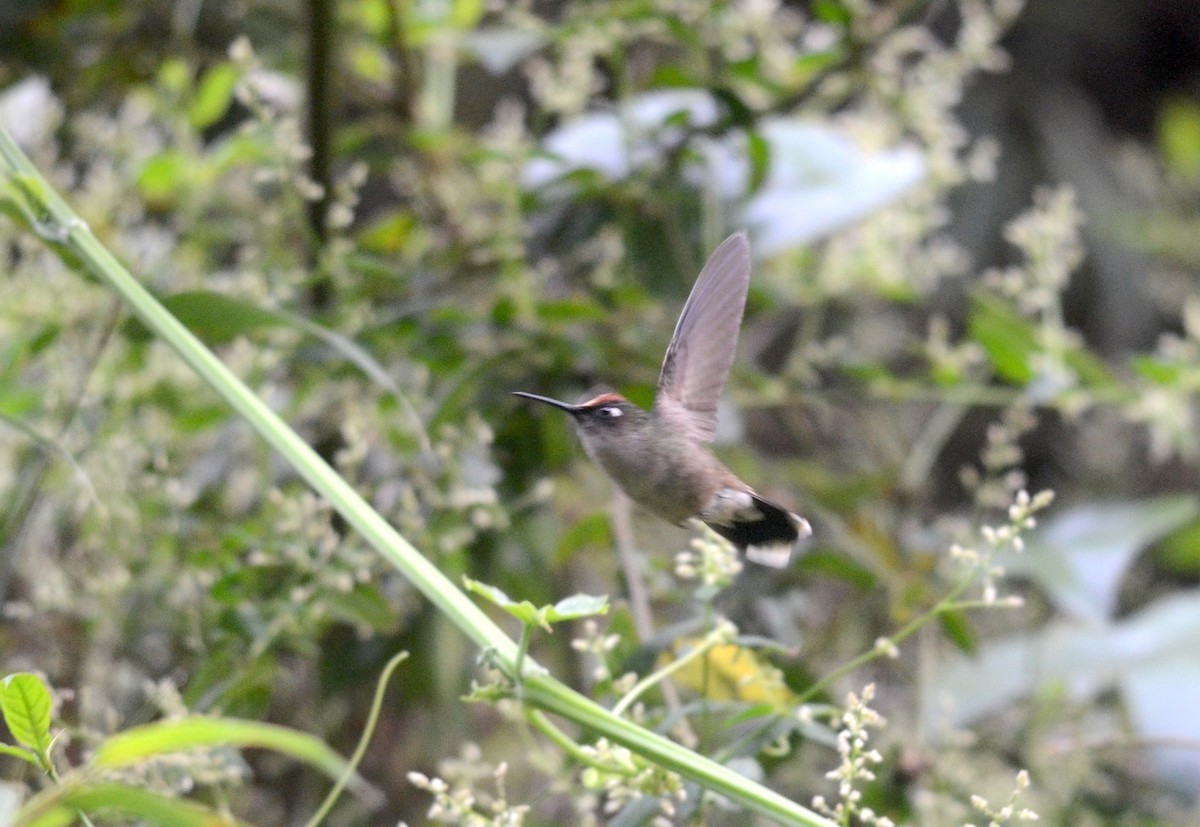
<box><xmin>655</xmin><ymin>232</ymin><xmax>751</xmax><ymax>443</ymax></box>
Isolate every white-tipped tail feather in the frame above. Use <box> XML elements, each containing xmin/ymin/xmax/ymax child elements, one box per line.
<box><xmin>743</xmin><ymin>514</ymin><xmax>812</xmax><ymax>568</ymax></box>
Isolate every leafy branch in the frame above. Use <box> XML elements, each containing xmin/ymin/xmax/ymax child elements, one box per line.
<box><xmin>0</xmin><ymin>126</ymin><xmax>834</xmax><ymax>827</ymax></box>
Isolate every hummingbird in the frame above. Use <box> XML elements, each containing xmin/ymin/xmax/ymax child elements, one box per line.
<box><xmin>514</xmin><ymin>231</ymin><xmax>812</xmax><ymax>567</ymax></box>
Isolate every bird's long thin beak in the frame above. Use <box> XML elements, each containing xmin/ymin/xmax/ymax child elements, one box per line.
<box><xmin>512</xmin><ymin>391</ymin><xmax>581</xmax><ymax>415</ymax></box>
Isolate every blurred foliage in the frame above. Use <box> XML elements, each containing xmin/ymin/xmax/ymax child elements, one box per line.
<box><xmin>1</xmin><ymin>0</ymin><xmax>1200</xmax><ymax>825</ymax></box>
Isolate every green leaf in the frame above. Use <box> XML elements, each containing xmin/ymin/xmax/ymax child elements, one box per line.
<box><xmin>451</xmin><ymin>0</ymin><xmax>485</xmax><ymax>29</ymax></box>
<box><xmin>1154</xmin><ymin>519</ymin><xmax>1200</xmax><ymax>576</ymax></box>
<box><xmin>92</xmin><ymin>717</ymin><xmax>353</xmax><ymax>782</ymax></box>
<box><xmin>0</xmin><ymin>388</ymin><xmax>40</xmax><ymax>418</ymax></box>
<box><xmin>554</xmin><ymin>512</ymin><xmax>613</xmax><ymax>565</ymax></box>
<box><xmin>1158</xmin><ymin>98</ymin><xmax>1200</xmax><ymax>180</ymax></box>
<box><xmin>712</xmin><ymin>87</ymin><xmax>754</xmax><ymax>129</ymax></box>
<box><xmin>649</xmin><ymin>64</ymin><xmax>698</xmax><ymax>88</ymax></box>
<box><xmin>745</xmin><ymin>129</ymin><xmax>770</xmax><ymax>194</ymax></box>
<box><xmin>349</xmin><ymin>43</ymin><xmax>392</xmax><ymax>84</ymax></box>
<box><xmin>812</xmin><ymin>0</ymin><xmax>851</xmax><ymax>25</ymax></box>
<box><xmin>968</xmin><ymin>293</ymin><xmax>1113</xmax><ymax>388</ymax></box>
<box><xmin>937</xmin><ymin>607</ymin><xmax>977</xmax><ymax>654</ymax></box>
<box><xmin>462</xmin><ymin>577</ymin><xmax>541</xmax><ymax>626</ymax></box>
<box><xmin>0</xmin><ymin>673</ymin><xmax>53</xmax><ymax>754</ymax></box>
<box><xmin>128</xmin><ymin>292</ymin><xmax>413</xmax><ymax>406</ymax></box>
<box><xmin>1132</xmin><ymin>354</ymin><xmax>1182</xmax><ymax>385</ymax></box>
<box><xmin>164</xmin><ymin>291</ymin><xmax>286</xmax><ymax>344</ymax></box>
<box><xmin>136</xmin><ymin>150</ymin><xmax>191</xmax><ymax>207</ymax></box>
<box><xmin>968</xmin><ymin>294</ymin><xmax>1036</xmax><ymax>384</ymax></box>
<box><xmin>1012</xmin><ymin>496</ymin><xmax>1200</xmax><ymax>621</ymax></box>
<box><xmin>156</xmin><ymin>57</ymin><xmax>192</xmax><ymax>97</ymax></box>
<box><xmin>124</xmin><ymin>291</ymin><xmax>284</xmax><ymax>344</ymax></box>
<box><xmin>0</xmin><ymin>742</ymin><xmax>40</xmax><ymax>767</ymax></box>
<box><xmin>17</xmin><ymin>781</ymin><xmax>251</xmax><ymax>827</ymax></box>
<box><xmin>357</xmin><ymin>209</ymin><xmax>416</xmax><ymax>254</ymax></box>
<box><xmin>548</xmin><ymin>593</ymin><xmax>608</xmax><ymax>622</ymax></box>
<box><xmin>793</xmin><ymin>550</ymin><xmax>875</xmax><ymax>590</ymax></box>
<box><xmin>188</xmin><ymin>62</ymin><xmax>239</xmax><ymax>130</ymax></box>
<box><xmin>536</xmin><ymin>299</ymin><xmax>606</xmax><ymax>323</ymax></box>
<box><xmin>794</xmin><ymin>49</ymin><xmax>842</xmax><ymax>79</ymax></box>
<box><xmin>463</xmin><ymin>579</ymin><xmax>607</xmax><ymax>630</ymax></box>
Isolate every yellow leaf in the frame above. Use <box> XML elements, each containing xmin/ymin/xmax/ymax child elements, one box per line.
<box><xmin>661</xmin><ymin>641</ymin><xmax>796</xmax><ymax>712</ymax></box>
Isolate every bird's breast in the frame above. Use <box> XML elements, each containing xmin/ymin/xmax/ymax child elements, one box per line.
<box><xmin>579</xmin><ymin>430</ymin><xmax>731</xmax><ymax>525</ymax></box>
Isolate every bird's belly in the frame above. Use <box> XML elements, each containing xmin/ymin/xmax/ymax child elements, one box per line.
<box><xmin>593</xmin><ymin>446</ymin><xmax>719</xmax><ymax>525</ymax></box>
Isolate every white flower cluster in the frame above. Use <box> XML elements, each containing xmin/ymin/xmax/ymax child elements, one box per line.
<box><xmin>674</xmin><ymin>523</ymin><xmax>742</xmax><ymax>594</ymax></box>
<box><xmin>950</xmin><ymin>488</ymin><xmax>1054</xmax><ymax>605</ymax></box>
<box><xmin>570</xmin><ymin>618</ymin><xmax>622</xmax><ymax>684</ymax></box>
<box><xmin>578</xmin><ymin>737</ymin><xmax>685</xmax><ymax>825</ymax></box>
<box><xmin>966</xmin><ymin>769</ymin><xmax>1040</xmax><ymax>827</ymax></box>
<box><xmin>407</xmin><ymin>743</ymin><xmax>530</xmax><ymax>826</ymax></box>
<box><xmin>813</xmin><ymin>683</ymin><xmax>894</xmax><ymax>827</ymax></box>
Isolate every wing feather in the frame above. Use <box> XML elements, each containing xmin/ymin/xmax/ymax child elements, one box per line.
<box><xmin>655</xmin><ymin>232</ymin><xmax>752</xmax><ymax>443</ymax></box>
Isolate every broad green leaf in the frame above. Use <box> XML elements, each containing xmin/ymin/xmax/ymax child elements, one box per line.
<box><xmin>1154</xmin><ymin>519</ymin><xmax>1200</xmax><ymax>575</ymax></box>
<box><xmin>547</xmin><ymin>594</ymin><xmax>608</xmax><ymax>622</ymax></box>
<box><xmin>968</xmin><ymin>294</ymin><xmax>1037</xmax><ymax>384</ymax></box>
<box><xmin>937</xmin><ymin>607</ymin><xmax>977</xmax><ymax>654</ymax></box>
<box><xmin>745</xmin><ymin>129</ymin><xmax>770</xmax><ymax>194</ymax></box>
<box><xmin>924</xmin><ymin>586</ymin><xmax>1200</xmax><ymax>797</ymax></box>
<box><xmin>451</xmin><ymin>0</ymin><xmax>485</xmax><ymax>30</ymax></box>
<box><xmin>554</xmin><ymin>512</ymin><xmax>612</xmax><ymax>565</ymax></box>
<box><xmin>463</xmin><ymin>579</ymin><xmax>606</xmax><ymax>630</ymax></box>
<box><xmin>0</xmin><ymin>388</ymin><xmax>39</xmax><ymax>418</ymax></box>
<box><xmin>662</xmin><ymin>642</ymin><xmax>797</xmax><ymax>713</ymax></box>
<box><xmin>0</xmin><ymin>673</ymin><xmax>52</xmax><ymax>754</ymax></box>
<box><xmin>17</xmin><ymin>781</ymin><xmax>248</xmax><ymax>827</ymax></box>
<box><xmin>793</xmin><ymin>550</ymin><xmax>875</xmax><ymax>590</ymax></box>
<box><xmin>188</xmin><ymin>62</ymin><xmax>238</xmax><ymax>129</ymax></box>
<box><xmin>162</xmin><ymin>291</ymin><xmax>285</xmax><ymax>344</ymax></box>
<box><xmin>0</xmin><ymin>743</ymin><xmax>38</xmax><ymax>767</ymax></box>
<box><xmin>462</xmin><ymin>577</ymin><xmax>540</xmax><ymax>626</ymax></box>
<box><xmin>356</xmin><ymin>210</ymin><xmax>416</xmax><ymax>254</ymax></box>
<box><xmin>1158</xmin><ymin>98</ymin><xmax>1200</xmax><ymax>180</ymax></box>
<box><xmin>536</xmin><ymin>299</ymin><xmax>606</xmax><ymax>323</ymax></box>
<box><xmin>969</xmin><ymin>293</ymin><xmax>1113</xmax><ymax>389</ymax></box>
<box><xmin>128</xmin><ymin>292</ymin><xmax>412</xmax><ymax>407</ymax></box>
<box><xmin>1007</xmin><ymin>496</ymin><xmax>1200</xmax><ymax>622</ymax></box>
<box><xmin>92</xmin><ymin>717</ymin><xmax>352</xmax><ymax>782</ymax></box>
<box><xmin>812</xmin><ymin>0</ymin><xmax>851</xmax><ymax>25</ymax></box>
<box><xmin>1132</xmin><ymin>354</ymin><xmax>1183</xmax><ymax>385</ymax></box>
<box><xmin>349</xmin><ymin>43</ymin><xmax>391</xmax><ymax>84</ymax></box>
<box><xmin>136</xmin><ymin>150</ymin><xmax>191</xmax><ymax>207</ymax></box>
<box><xmin>156</xmin><ymin>58</ymin><xmax>192</xmax><ymax>97</ymax></box>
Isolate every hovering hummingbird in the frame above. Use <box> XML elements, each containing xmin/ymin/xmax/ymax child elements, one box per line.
<box><xmin>515</xmin><ymin>231</ymin><xmax>812</xmax><ymax>567</ymax></box>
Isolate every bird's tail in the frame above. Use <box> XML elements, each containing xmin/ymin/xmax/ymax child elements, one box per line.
<box><xmin>707</xmin><ymin>494</ymin><xmax>812</xmax><ymax>568</ymax></box>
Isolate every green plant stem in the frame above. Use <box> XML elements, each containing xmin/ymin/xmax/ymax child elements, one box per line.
<box><xmin>612</xmin><ymin>622</ymin><xmax>728</xmax><ymax>718</ymax></box>
<box><xmin>514</xmin><ymin>623</ymin><xmax>533</xmax><ymax>699</ymax></box>
<box><xmin>524</xmin><ymin>710</ymin><xmax>631</xmax><ymax>775</ymax></box>
<box><xmin>305</xmin><ymin>651</ymin><xmax>408</xmax><ymax>827</ymax></box>
<box><xmin>699</xmin><ymin>596</ymin><xmax>714</xmax><ymax>755</ymax></box>
<box><xmin>0</xmin><ymin>127</ymin><xmax>833</xmax><ymax>827</ymax></box>
<box><xmin>796</xmin><ymin>574</ymin><xmax>978</xmax><ymax>706</ymax></box>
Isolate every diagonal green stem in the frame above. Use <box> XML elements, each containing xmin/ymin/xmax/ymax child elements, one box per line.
<box><xmin>0</xmin><ymin>127</ymin><xmax>832</xmax><ymax>827</ymax></box>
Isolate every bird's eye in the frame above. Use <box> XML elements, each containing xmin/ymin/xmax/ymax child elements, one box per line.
<box><xmin>597</xmin><ymin>406</ymin><xmax>623</xmax><ymax>419</ymax></box>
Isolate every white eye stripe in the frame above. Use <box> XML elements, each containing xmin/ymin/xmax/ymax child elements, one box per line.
<box><xmin>599</xmin><ymin>406</ymin><xmax>622</xmax><ymax>418</ymax></box>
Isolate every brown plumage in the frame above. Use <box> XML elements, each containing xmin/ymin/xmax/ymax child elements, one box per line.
<box><xmin>515</xmin><ymin>232</ymin><xmax>811</xmax><ymax>567</ymax></box>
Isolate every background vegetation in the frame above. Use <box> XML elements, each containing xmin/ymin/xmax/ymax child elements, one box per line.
<box><xmin>2</xmin><ymin>0</ymin><xmax>1200</xmax><ymax>824</ymax></box>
